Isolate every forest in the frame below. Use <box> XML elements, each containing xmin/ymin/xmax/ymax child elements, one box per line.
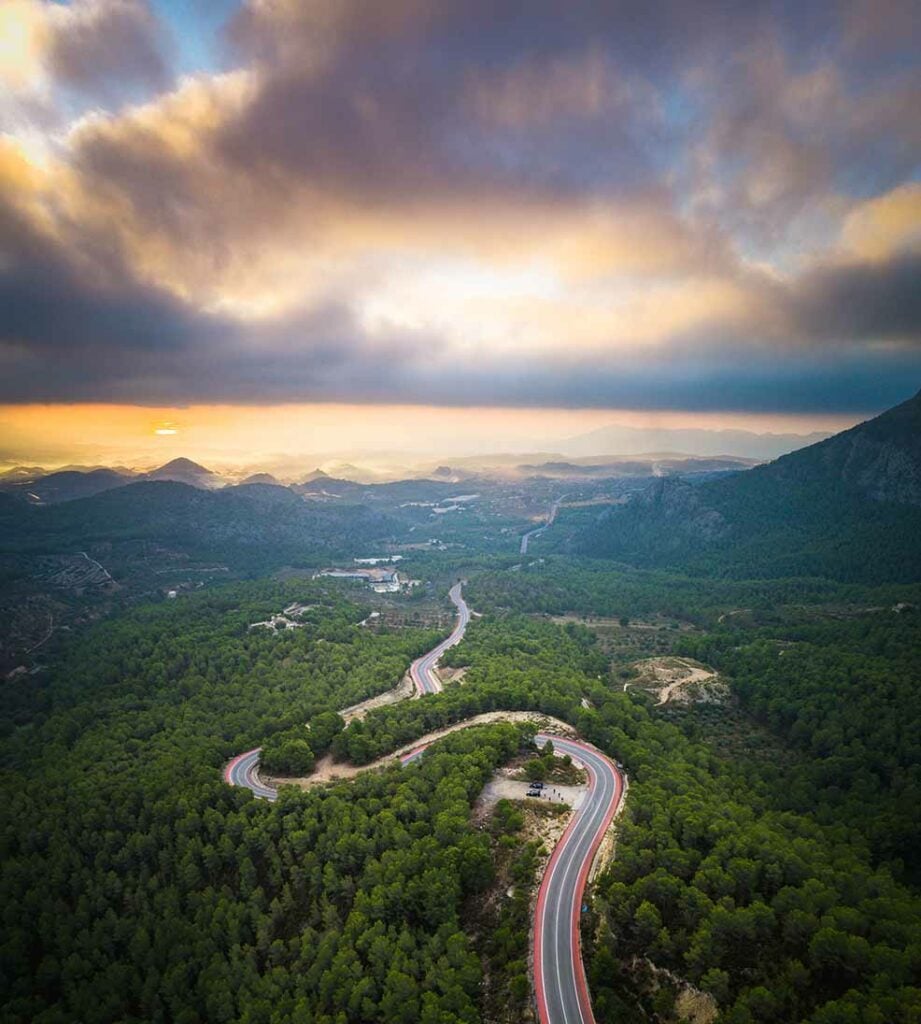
<box><xmin>2</xmin><ymin>568</ymin><xmax>920</xmax><ymax>1023</ymax></box>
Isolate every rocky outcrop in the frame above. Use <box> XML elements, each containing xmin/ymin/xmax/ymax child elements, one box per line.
<box><xmin>631</xmin><ymin>478</ymin><xmax>726</xmax><ymax>541</ymax></box>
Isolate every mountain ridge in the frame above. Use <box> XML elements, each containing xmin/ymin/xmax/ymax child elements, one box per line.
<box><xmin>575</xmin><ymin>388</ymin><xmax>921</xmax><ymax>582</ymax></box>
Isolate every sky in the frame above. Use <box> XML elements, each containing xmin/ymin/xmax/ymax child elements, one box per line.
<box><xmin>1</xmin><ymin>0</ymin><xmax>919</xmax><ymax>467</ymax></box>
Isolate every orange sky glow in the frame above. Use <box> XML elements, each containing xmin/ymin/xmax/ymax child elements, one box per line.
<box><xmin>0</xmin><ymin>402</ymin><xmax>863</xmax><ymax>474</ymax></box>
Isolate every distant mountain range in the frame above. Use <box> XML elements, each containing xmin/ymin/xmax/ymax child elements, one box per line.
<box><xmin>144</xmin><ymin>457</ymin><xmax>224</xmax><ymax>489</ymax></box>
<box><xmin>559</xmin><ymin>423</ymin><xmax>831</xmax><ymax>460</ymax></box>
<box><xmin>576</xmin><ymin>388</ymin><xmax>921</xmax><ymax>583</ymax></box>
<box><xmin>0</xmin><ymin>458</ymin><xmax>223</xmax><ymax>503</ymax></box>
<box><xmin>0</xmin><ymin>450</ymin><xmax>761</xmax><ymax>504</ymax></box>
<box><xmin>0</xmin><ymin>478</ymin><xmax>400</xmax><ymax>573</ymax></box>
<box><xmin>514</xmin><ymin>454</ymin><xmax>757</xmax><ymax>479</ymax></box>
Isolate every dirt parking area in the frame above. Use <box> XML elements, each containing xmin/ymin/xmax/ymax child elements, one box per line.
<box><xmin>475</xmin><ymin>770</ymin><xmax>587</xmax><ymax>818</ymax></box>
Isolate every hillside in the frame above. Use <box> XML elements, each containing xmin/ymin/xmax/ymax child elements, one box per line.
<box><xmin>575</xmin><ymin>389</ymin><xmax>921</xmax><ymax>582</ymax></box>
<box><xmin>0</xmin><ymin>468</ymin><xmax>132</xmax><ymax>504</ymax></box>
<box><xmin>0</xmin><ymin>480</ymin><xmax>401</xmax><ymax>568</ymax></box>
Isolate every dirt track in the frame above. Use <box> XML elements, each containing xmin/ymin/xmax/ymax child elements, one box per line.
<box><xmin>264</xmin><ymin>711</ymin><xmax>578</xmax><ymax>789</ymax></box>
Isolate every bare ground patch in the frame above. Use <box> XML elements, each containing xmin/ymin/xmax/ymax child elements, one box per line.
<box><xmin>475</xmin><ymin>768</ymin><xmax>588</xmax><ymax>819</ymax></box>
<box><xmin>436</xmin><ymin>665</ymin><xmax>468</xmax><ymax>686</ymax></box>
<box><xmin>627</xmin><ymin>656</ymin><xmax>725</xmax><ymax>706</ymax></box>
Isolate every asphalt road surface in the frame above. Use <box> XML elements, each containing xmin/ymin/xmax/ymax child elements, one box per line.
<box><xmin>224</xmin><ymin>582</ymin><xmax>470</xmax><ymax>798</ymax></box>
<box><xmin>408</xmin><ymin>581</ymin><xmax>469</xmax><ymax>694</ymax></box>
<box><xmin>223</xmin><ymin>583</ymin><xmax>624</xmax><ymax>1024</ymax></box>
<box><xmin>533</xmin><ymin>734</ymin><xmax>625</xmax><ymax>1024</ymax></box>
<box><xmin>223</xmin><ymin>747</ymin><xmax>278</xmax><ymax>802</ymax></box>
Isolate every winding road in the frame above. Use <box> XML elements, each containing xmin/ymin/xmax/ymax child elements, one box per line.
<box><xmin>223</xmin><ymin>581</ymin><xmax>625</xmax><ymax>1024</ymax></box>
<box><xmin>409</xmin><ymin>581</ymin><xmax>469</xmax><ymax>694</ymax></box>
<box><xmin>224</xmin><ymin>747</ymin><xmax>278</xmax><ymax>801</ymax></box>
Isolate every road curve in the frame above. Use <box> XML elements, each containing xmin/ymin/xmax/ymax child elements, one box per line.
<box><xmin>224</xmin><ymin>747</ymin><xmax>278</xmax><ymax>802</ymax></box>
<box><xmin>398</xmin><ymin>724</ymin><xmax>626</xmax><ymax>1024</ymax></box>
<box><xmin>533</xmin><ymin>734</ymin><xmax>625</xmax><ymax>1024</ymax></box>
<box><xmin>224</xmin><ymin>582</ymin><xmax>470</xmax><ymax>799</ymax></box>
<box><xmin>408</xmin><ymin>581</ymin><xmax>469</xmax><ymax>694</ymax></box>
<box><xmin>223</xmin><ymin>583</ymin><xmax>625</xmax><ymax>1024</ymax></box>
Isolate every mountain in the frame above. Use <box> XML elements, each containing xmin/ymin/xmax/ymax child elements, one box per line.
<box><xmin>428</xmin><ymin>465</ymin><xmax>463</xmax><ymax>482</ymax></box>
<box><xmin>560</xmin><ymin>423</ymin><xmax>831</xmax><ymax>460</ymax></box>
<box><xmin>2</xmin><ymin>480</ymin><xmax>401</xmax><ymax>571</ymax></box>
<box><xmin>0</xmin><ymin>466</ymin><xmax>47</xmax><ymax>483</ymax></box>
<box><xmin>12</xmin><ymin>468</ymin><xmax>131</xmax><ymax>504</ymax></box>
<box><xmin>239</xmin><ymin>472</ymin><xmax>282</xmax><ymax>486</ymax></box>
<box><xmin>575</xmin><ymin>389</ymin><xmax>921</xmax><ymax>583</ymax></box>
<box><xmin>756</xmin><ymin>388</ymin><xmax>921</xmax><ymax>505</ymax></box>
<box><xmin>518</xmin><ymin>455</ymin><xmax>757</xmax><ymax>479</ymax></box>
<box><xmin>319</xmin><ymin>462</ymin><xmax>386</xmax><ymax>484</ymax></box>
<box><xmin>144</xmin><ymin>458</ymin><xmax>224</xmax><ymax>489</ymax></box>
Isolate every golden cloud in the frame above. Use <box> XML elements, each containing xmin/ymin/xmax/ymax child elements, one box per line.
<box><xmin>841</xmin><ymin>184</ymin><xmax>921</xmax><ymax>262</ymax></box>
<box><xmin>0</xmin><ymin>1</ymin><xmax>49</xmax><ymax>93</ymax></box>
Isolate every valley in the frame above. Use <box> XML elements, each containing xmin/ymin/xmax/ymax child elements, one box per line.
<box><xmin>2</xmin><ymin>394</ymin><xmax>921</xmax><ymax>1024</ymax></box>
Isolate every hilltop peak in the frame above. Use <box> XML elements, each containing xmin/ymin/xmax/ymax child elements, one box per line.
<box><xmin>145</xmin><ymin>458</ymin><xmax>223</xmax><ymax>489</ymax></box>
<box><xmin>152</xmin><ymin>458</ymin><xmax>212</xmax><ymax>475</ymax></box>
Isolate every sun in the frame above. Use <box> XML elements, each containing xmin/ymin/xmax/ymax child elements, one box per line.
<box><xmin>153</xmin><ymin>421</ymin><xmax>179</xmax><ymax>436</ymax></box>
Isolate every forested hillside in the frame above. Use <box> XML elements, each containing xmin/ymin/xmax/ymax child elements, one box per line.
<box><xmin>3</xmin><ymin>569</ymin><xmax>920</xmax><ymax>1023</ymax></box>
<box><xmin>0</xmin><ymin>481</ymin><xmax>400</xmax><ymax>570</ymax></box>
<box><xmin>1</xmin><ymin>583</ymin><xmax>505</xmax><ymax>1023</ymax></box>
<box><xmin>575</xmin><ymin>390</ymin><xmax>921</xmax><ymax>582</ymax></box>
<box><xmin>333</xmin><ymin>613</ymin><xmax>921</xmax><ymax>1022</ymax></box>
<box><xmin>682</xmin><ymin>607</ymin><xmax>921</xmax><ymax>880</ymax></box>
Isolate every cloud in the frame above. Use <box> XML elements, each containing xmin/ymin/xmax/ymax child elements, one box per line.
<box><xmin>788</xmin><ymin>252</ymin><xmax>921</xmax><ymax>345</ymax></box>
<box><xmin>0</xmin><ymin>0</ymin><xmax>918</xmax><ymax>414</ymax></box>
<box><xmin>0</xmin><ymin>0</ymin><xmax>168</xmax><ymax>113</ymax></box>
<box><xmin>841</xmin><ymin>184</ymin><xmax>921</xmax><ymax>261</ymax></box>
<box><xmin>47</xmin><ymin>0</ymin><xmax>169</xmax><ymax>101</ymax></box>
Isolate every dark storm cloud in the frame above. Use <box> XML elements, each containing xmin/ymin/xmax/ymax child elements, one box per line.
<box><xmin>3</xmin><ymin>213</ymin><xmax>918</xmax><ymax>412</ymax></box>
<box><xmin>790</xmin><ymin>253</ymin><xmax>921</xmax><ymax>343</ymax></box>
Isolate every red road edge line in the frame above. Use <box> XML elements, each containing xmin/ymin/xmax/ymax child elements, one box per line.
<box><xmin>223</xmin><ymin>747</ymin><xmax>260</xmax><ymax>784</ymax></box>
<box><xmin>533</xmin><ymin>737</ymin><xmax>624</xmax><ymax>1024</ymax></box>
<box><xmin>572</xmin><ymin>755</ymin><xmax>623</xmax><ymax>1022</ymax></box>
<box><xmin>400</xmin><ymin>742</ymin><xmax>431</xmax><ymax>764</ymax></box>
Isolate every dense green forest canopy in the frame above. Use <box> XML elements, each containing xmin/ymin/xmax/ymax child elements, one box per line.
<box><xmin>2</xmin><ymin>565</ymin><xmax>920</xmax><ymax>1023</ymax></box>
<box><xmin>680</xmin><ymin>607</ymin><xmax>921</xmax><ymax>881</ymax></box>
<box><xmin>0</xmin><ymin>582</ymin><xmax>502</xmax><ymax>1023</ymax></box>
<box><xmin>335</xmin><ymin>609</ymin><xmax>921</xmax><ymax>1022</ymax></box>
<box><xmin>466</xmin><ymin>557</ymin><xmax>921</xmax><ymax>625</ymax></box>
